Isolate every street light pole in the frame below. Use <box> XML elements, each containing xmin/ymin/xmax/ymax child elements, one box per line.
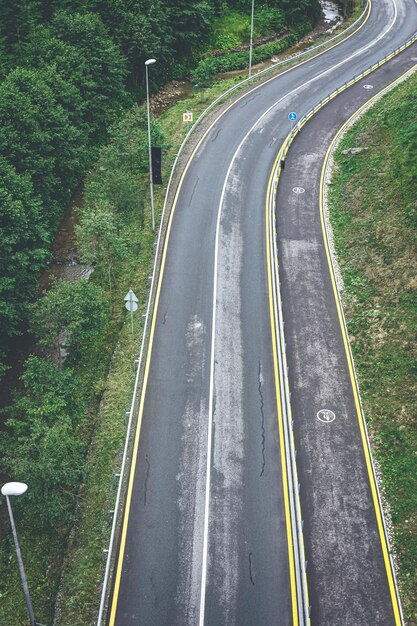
<box><xmin>1</xmin><ymin>482</ymin><xmax>36</xmax><ymax>626</ymax></box>
<box><xmin>248</xmin><ymin>0</ymin><xmax>255</xmax><ymax>78</ymax></box>
<box><xmin>145</xmin><ymin>58</ymin><xmax>157</xmax><ymax>231</ymax></box>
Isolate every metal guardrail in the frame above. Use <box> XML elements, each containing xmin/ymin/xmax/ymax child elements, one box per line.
<box><xmin>279</xmin><ymin>31</ymin><xmax>417</xmax><ymax>166</ymax></box>
<box><xmin>268</xmin><ymin>161</ymin><xmax>311</xmax><ymax>624</ymax></box>
<box><xmin>268</xmin><ymin>29</ymin><xmax>417</xmax><ymax>626</ymax></box>
<box><xmin>95</xmin><ymin>2</ymin><xmax>375</xmax><ymax>623</ymax></box>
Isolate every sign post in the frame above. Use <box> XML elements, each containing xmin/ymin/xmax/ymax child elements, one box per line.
<box><xmin>124</xmin><ymin>289</ymin><xmax>139</xmax><ymax>338</ymax></box>
<box><xmin>183</xmin><ymin>111</ymin><xmax>193</xmax><ymax>133</ymax></box>
<box><xmin>288</xmin><ymin>111</ymin><xmax>297</xmax><ymax>131</ymax></box>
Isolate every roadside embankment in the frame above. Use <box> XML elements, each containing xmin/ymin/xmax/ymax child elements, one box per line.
<box><xmin>328</xmin><ymin>70</ymin><xmax>417</xmax><ymax>624</ymax></box>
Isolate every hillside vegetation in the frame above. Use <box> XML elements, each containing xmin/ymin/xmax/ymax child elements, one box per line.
<box><xmin>0</xmin><ymin>0</ymin><xmax>321</xmax><ymax>381</ymax></box>
<box><xmin>329</xmin><ymin>71</ymin><xmax>417</xmax><ymax>623</ymax></box>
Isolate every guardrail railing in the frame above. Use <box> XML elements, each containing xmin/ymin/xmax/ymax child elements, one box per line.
<box><xmin>268</xmin><ymin>162</ymin><xmax>311</xmax><ymax>624</ymax></box>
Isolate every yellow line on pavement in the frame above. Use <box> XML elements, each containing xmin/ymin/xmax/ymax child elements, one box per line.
<box><xmin>266</xmin><ymin>145</ymin><xmax>300</xmax><ymax>625</ymax></box>
<box><xmin>272</xmin><ymin>57</ymin><xmax>417</xmax><ymax>626</ymax></box>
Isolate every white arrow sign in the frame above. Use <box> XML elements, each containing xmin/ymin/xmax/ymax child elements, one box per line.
<box><xmin>124</xmin><ymin>289</ymin><xmax>138</xmax><ymax>312</ymax></box>
<box><xmin>124</xmin><ymin>289</ymin><xmax>139</xmax><ymax>337</ymax></box>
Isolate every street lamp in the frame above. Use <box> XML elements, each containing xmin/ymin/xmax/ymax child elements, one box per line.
<box><xmin>1</xmin><ymin>482</ymin><xmax>36</xmax><ymax>626</ymax></box>
<box><xmin>145</xmin><ymin>58</ymin><xmax>157</xmax><ymax>231</ymax></box>
<box><xmin>248</xmin><ymin>0</ymin><xmax>255</xmax><ymax>78</ymax></box>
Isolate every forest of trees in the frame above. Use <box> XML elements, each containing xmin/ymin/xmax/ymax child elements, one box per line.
<box><xmin>0</xmin><ymin>0</ymin><xmax>321</xmax><ymax>382</ymax></box>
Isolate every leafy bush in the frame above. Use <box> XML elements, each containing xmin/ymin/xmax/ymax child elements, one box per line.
<box><xmin>77</xmin><ymin>202</ymin><xmax>130</xmax><ymax>294</ymax></box>
<box><xmin>192</xmin><ymin>31</ymin><xmax>300</xmax><ymax>85</ymax></box>
<box><xmin>209</xmin><ymin>10</ymin><xmax>251</xmax><ymax>50</ymax></box>
<box><xmin>0</xmin><ymin>357</ymin><xmax>88</xmax><ymax>529</ymax></box>
<box><xmin>31</xmin><ymin>280</ymin><xmax>111</xmax><ymax>367</ymax></box>
<box><xmin>254</xmin><ymin>6</ymin><xmax>286</xmax><ymax>35</ymax></box>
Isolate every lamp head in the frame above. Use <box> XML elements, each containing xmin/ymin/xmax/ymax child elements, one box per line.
<box><xmin>145</xmin><ymin>58</ymin><xmax>157</xmax><ymax>66</ymax></box>
<box><xmin>1</xmin><ymin>482</ymin><xmax>28</xmax><ymax>497</ymax></box>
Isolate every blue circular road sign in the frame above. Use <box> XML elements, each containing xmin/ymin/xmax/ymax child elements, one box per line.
<box><xmin>288</xmin><ymin>112</ymin><xmax>297</xmax><ymax>121</ymax></box>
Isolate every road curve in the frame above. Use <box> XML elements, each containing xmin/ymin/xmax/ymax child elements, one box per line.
<box><xmin>274</xmin><ymin>43</ymin><xmax>417</xmax><ymax>625</ymax></box>
<box><xmin>105</xmin><ymin>1</ymin><xmax>417</xmax><ymax>624</ymax></box>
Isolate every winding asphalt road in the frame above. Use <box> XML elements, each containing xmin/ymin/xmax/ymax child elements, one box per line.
<box><xmin>105</xmin><ymin>1</ymin><xmax>417</xmax><ymax>624</ymax></box>
<box><xmin>275</xmin><ymin>44</ymin><xmax>417</xmax><ymax>625</ymax></box>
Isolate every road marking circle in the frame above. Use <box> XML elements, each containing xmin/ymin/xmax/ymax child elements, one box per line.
<box><xmin>363</xmin><ymin>84</ymin><xmax>374</xmax><ymax>89</ymax></box>
<box><xmin>292</xmin><ymin>187</ymin><xmax>305</xmax><ymax>194</ymax></box>
<box><xmin>317</xmin><ymin>409</ymin><xmax>336</xmax><ymax>423</ymax></box>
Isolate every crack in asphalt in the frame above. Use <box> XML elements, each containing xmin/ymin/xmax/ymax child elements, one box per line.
<box><xmin>149</xmin><ymin>574</ymin><xmax>158</xmax><ymax>609</ymax></box>
<box><xmin>258</xmin><ymin>361</ymin><xmax>266</xmax><ymax>477</ymax></box>
<box><xmin>189</xmin><ymin>176</ymin><xmax>199</xmax><ymax>206</ymax></box>
<box><xmin>211</xmin><ymin>127</ymin><xmax>223</xmax><ymax>143</ymax></box>
<box><xmin>144</xmin><ymin>455</ymin><xmax>150</xmax><ymax>507</ymax></box>
<box><xmin>240</xmin><ymin>93</ymin><xmax>260</xmax><ymax>108</ymax></box>
<box><xmin>249</xmin><ymin>552</ymin><xmax>255</xmax><ymax>586</ymax></box>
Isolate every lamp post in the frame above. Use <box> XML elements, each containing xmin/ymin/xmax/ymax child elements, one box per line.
<box><xmin>248</xmin><ymin>0</ymin><xmax>255</xmax><ymax>77</ymax></box>
<box><xmin>145</xmin><ymin>58</ymin><xmax>157</xmax><ymax>231</ymax></box>
<box><xmin>1</xmin><ymin>482</ymin><xmax>36</xmax><ymax>626</ymax></box>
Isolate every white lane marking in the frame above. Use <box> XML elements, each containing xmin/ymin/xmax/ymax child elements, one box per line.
<box><xmin>198</xmin><ymin>141</ymin><xmax>222</xmax><ymax>626</ymax></box>
<box><xmin>363</xmin><ymin>84</ymin><xmax>374</xmax><ymax>89</ymax></box>
<box><xmin>293</xmin><ymin>187</ymin><xmax>306</xmax><ymax>194</ymax></box>
<box><xmin>198</xmin><ymin>0</ymin><xmax>399</xmax><ymax>623</ymax></box>
<box><xmin>317</xmin><ymin>409</ymin><xmax>336</xmax><ymax>423</ymax></box>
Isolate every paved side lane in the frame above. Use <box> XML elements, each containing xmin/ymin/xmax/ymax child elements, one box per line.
<box><xmin>275</xmin><ymin>43</ymin><xmax>417</xmax><ymax>625</ymax></box>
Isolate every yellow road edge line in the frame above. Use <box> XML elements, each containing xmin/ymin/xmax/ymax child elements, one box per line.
<box><xmin>266</xmin><ymin>145</ymin><xmax>299</xmax><ymax>625</ymax></box>
<box><xmin>318</xmin><ymin>63</ymin><xmax>417</xmax><ymax>626</ymax></box>
<box><xmin>268</xmin><ymin>150</ymin><xmax>312</xmax><ymax>624</ymax></box>
<box><xmin>107</xmin><ymin>3</ymin><xmax>375</xmax><ymax>620</ymax></box>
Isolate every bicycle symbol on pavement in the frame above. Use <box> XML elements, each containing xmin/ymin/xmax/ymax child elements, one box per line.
<box><xmin>317</xmin><ymin>409</ymin><xmax>336</xmax><ymax>423</ymax></box>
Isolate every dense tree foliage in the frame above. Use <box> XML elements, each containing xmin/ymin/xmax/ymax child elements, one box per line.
<box><xmin>0</xmin><ymin>157</ymin><xmax>50</xmax><ymax>376</ymax></box>
<box><xmin>31</xmin><ymin>279</ymin><xmax>111</xmax><ymax>366</ymax></box>
<box><xmin>23</xmin><ymin>11</ymin><xmax>129</xmax><ymax>138</ymax></box>
<box><xmin>1</xmin><ymin>356</ymin><xmax>88</xmax><ymax>528</ymax></box>
<box><xmin>0</xmin><ymin>67</ymin><xmax>88</xmax><ymax>224</ymax></box>
<box><xmin>0</xmin><ymin>279</ymin><xmax>110</xmax><ymax>529</ymax></box>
